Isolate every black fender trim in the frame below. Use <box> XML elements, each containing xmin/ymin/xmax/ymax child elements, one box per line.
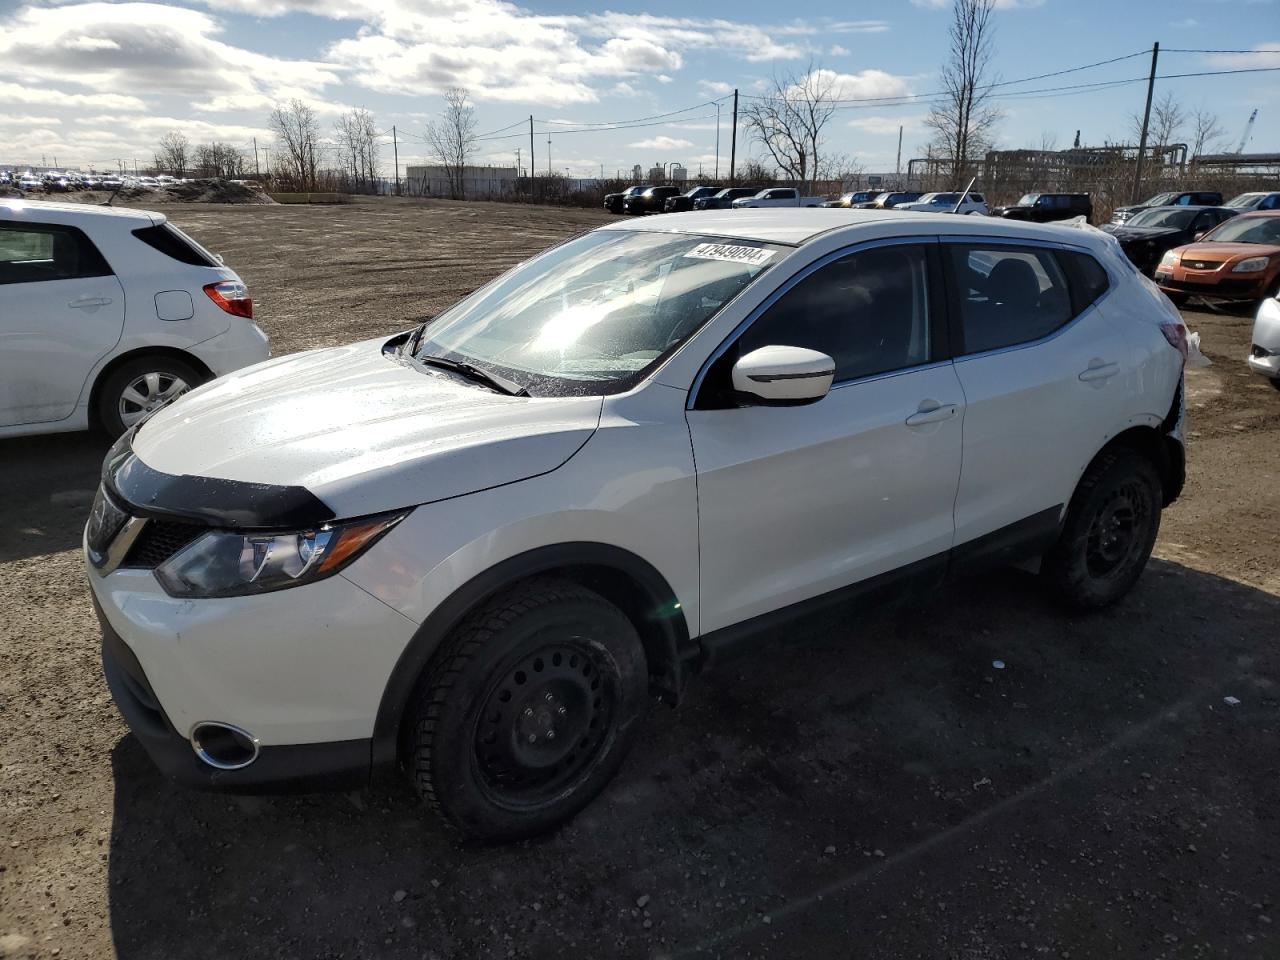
<box><xmin>102</xmin><ymin>429</ymin><xmax>336</xmax><ymax>529</ymax></box>
<box><xmin>370</xmin><ymin>542</ymin><xmax>692</xmax><ymax>772</ymax></box>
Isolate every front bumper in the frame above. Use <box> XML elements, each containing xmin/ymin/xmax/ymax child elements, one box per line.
<box><xmin>1248</xmin><ymin>346</ymin><xmax>1280</xmax><ymax>378</ymax></box>
<box><xmin>96</xmin><ymin>592</ymin><xmax>372</xmax><ymax>793</ymax></box>
<box><xmin>1154</xmin><ymin>270</ymin><xmax>1270</xmax><ymax>301</ymax></box>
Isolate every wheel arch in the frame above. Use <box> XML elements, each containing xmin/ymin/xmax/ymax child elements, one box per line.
<box><xmin>1088</xmin><ymin>421</ymin><xmax>1184</xmax><ymax>508</ymax></box>
<box><xmin>371</xmin><ymin>542</ymin><xmax>693</xmax><ymax>772</ymax></box>
<box><xmin>88</xmin><ymin>346</ymin><xmax>214</xmax><ymax>425</ymax></box>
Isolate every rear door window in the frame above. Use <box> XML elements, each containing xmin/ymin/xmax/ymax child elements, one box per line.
<box><xmin>946</xmin><ymin>245</ymin><xmax>1074</xmax><ymax>355</ymax></box>
<box><xmin>0</xmin><ymin>222</ymin><xmax>112</xmax><ymax>284</ymax></box>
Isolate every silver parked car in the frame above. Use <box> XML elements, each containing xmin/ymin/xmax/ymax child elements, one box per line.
<box><xmin>1249</xmin><ymin>295</ymin><xmax>1280</xmax><ymax>390</ymax></box>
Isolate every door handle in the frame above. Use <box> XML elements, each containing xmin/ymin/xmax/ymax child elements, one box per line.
<box><xmin>905</xmin><ymin>401</ymin><xmax>958</xmax><ymax>427</ymax></box>
<box><xmin>68</xmin><ymin>296</ymin><xmax>113</xmax><ymax>309</ymax></box>
<box><xmin>1078</xmin><ymin>360</ymin><xmax>1119</xmax><ymax>382</ymax></box>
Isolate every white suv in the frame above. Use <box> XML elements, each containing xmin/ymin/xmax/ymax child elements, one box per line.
<box><xmin>0</xmin><ymin>200</ymin><xmax>269</xmax><ymax>438</ymax></box>
<box><xmin>896</xmin><ymin>191</ymin><xmax>989</xmax><ymax>215</ymax></box>
<box><xmin>87</xmin><ymin>210</ymin><xmax>1187</xmax><ymax>840</ymax></box>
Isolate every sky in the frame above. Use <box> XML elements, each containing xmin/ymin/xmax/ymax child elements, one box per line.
<box><xmin>0</xmin><ymin>0</ymin><xmax>1276</xmax><ymax>177</ymax></box>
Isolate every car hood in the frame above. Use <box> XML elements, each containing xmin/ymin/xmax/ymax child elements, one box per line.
<box><xmin>1103</xmin><ymin>225</ymin><xmax>1184</xmax><ymax>243</ymax></box>
<box><xmin>128</xmin><ymin>337</ymin><xmax>604</xmax><ymax>520</ymax></box>
<box><xmin>1171</xmin><ymin>241</ymin><xmax>1280</xmax><ymax>262</ymax></box>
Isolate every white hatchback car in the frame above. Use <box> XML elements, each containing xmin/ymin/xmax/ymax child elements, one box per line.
<box><xmin>87</xmin><ymin>210</ymin><xmax>1188</xmax><ymax>840</ymax></box>
<box><xmin>0</xmin><ymin>200</ymin><xmax>269</xmax><ymax>438</ymax></box>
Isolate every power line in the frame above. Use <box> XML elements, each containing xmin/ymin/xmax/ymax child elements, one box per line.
<box><xmin>1161</xmin><ymin>47</ymin><xmax>1280</xmax><ymax>54</ymax></box>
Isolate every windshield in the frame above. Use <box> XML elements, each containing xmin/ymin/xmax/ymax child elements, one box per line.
<box><xmin>931</xmin><ymin>194</ymin><xmax>959</xmax><ymax>204</ymax></box>
<box><xmin>1226</xmin><ymin>193</ymin><xmax>1264</xmax><ymax>208</ymax></box>
<box><xmin>1129</xmin><ymin>208</ymin><xmax>1197</xmax><ymax>228</ymax></box>
<box><xmin>1202</xmin><ymin>216</ymin><xmax>1280</xmax><ymax>245</ymax></box>
<box><xmin>413</xmin><ymin>231</ymin><xmax>784</xmax><ymax>397</ymax></box>
<box><xmin>1017</xmin><ymin>193</ymin><xmax>1040</xmax><ymax>205</ymax></box>
<box><xmin>1143</xmin><ymin>192</ymin><xmax>1176</xmax><ymax>206</ymax></box>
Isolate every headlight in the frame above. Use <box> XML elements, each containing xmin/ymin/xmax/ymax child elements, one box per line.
<box><xmin>1232</xmin><ymin>256</ymin><xmax>1270</xmax><ymax>273</ymax></box>
<box><xmin>155</xmin><ymin>511</ymin><xmax>406</xmax><ymax>598</ymax></box>
<box><xmin>1159</xmin><ymin>250</ymin><xmax>1179</xmax><ymax>268</ymax></box>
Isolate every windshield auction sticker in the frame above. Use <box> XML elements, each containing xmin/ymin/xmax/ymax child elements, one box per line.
<box><xmin>684</xmin><ymin>243</ymin><xmax>775</xmax><ymax>267</ymax></box>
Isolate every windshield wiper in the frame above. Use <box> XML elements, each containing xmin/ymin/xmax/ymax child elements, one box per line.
<box><xmin>417</xmin><ymin>354</ymin><xmax>529</xmax><ymax>397</ymax></box>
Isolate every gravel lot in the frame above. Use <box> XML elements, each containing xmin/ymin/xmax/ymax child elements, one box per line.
<box><xmin>2</xmin><ymin>198</ymin><xmax>1278</xmax><ymax>960</ymax></box>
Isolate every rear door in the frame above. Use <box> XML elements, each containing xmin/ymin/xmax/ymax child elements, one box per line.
<box><xmin>687</xmin><ymin>241</ymin><xmax>964</xmax><ymax>633</ymax></box>
<box><xmin>944</xmin><ymin>240</ymin><xmax>1123</xmax><ymax>553</ymax></box>
<box><xmin>0</xmin><ymin>221</ymin><xmax>125</xmax><ymax>426</ymax></box>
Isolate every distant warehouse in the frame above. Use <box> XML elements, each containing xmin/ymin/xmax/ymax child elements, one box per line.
<box><xmin>404</xmin><ymin>164</ymin><xmax>517</xmax><ymax>199</ymax></box>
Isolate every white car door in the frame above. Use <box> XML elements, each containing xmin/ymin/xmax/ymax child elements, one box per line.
<box><xmin>0</xmin><ymin>221</ymin><xmax>125</xmax><ymax>427</ymax></box>
<box><xmin>944</xmin><ymin>240</ymin><xmax>1126</xmax><ymax>552</ymax></box>
<box><xmin>686</xmin><ymin>241</ymin><xmax>965</xmax><ymax>635</ymax></box>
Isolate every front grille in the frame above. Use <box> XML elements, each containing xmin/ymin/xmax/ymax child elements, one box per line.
<box><xmin>121</xmin><ymin>520</ymin><xmax>207</xmax><ymax>569</ymax></box>
<box><xmin>1161</xmin><ymin>278</ymin><xmax>1257</xmax><ymax>295</ymax></box>
<box><xmin>1182</xmin><ymin>259</ymin><xmax>1223</xmax><ymax>271</ymax></box>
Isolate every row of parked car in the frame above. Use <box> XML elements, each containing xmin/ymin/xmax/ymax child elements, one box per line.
<box><xmin>0</xmin><ymin>170</ymin><xmax>196</xmax><ymax>193</ymax></box>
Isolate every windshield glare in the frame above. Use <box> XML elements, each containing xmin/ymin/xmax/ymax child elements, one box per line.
<box><xmin>1018</xmin><ymin>193</ymin><xmax>1039</xmax><ymax>205</ymax></box>
<box><xmin>1226</xmin><ymin>193</ymin><xmax>1263</xmax><ymax>208</ymax></box>
<box><xmin>414</xmin><ymin>231</ymin><xmax>783</xmax><ymax>396</ymax></box>
<box><xmin>1202</xmin><ymin>216</ymin><xmax>1280</xmax><ymax>245</ymax></box>
<box><xmin>1144</xmin><ymin>193</ymin><xmax>1176</xmax><ymax>206</ymax></box>
<box><xmin>1129</xmin><ymin>208</ymin><xmax>1196</xmax><ymax>228</ymax></box>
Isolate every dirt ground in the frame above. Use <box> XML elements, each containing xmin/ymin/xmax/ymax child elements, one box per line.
<box><xmin>1</xmin><ymin>198</ymin><xmax>1278</xmax><ymax>960</ymax></box>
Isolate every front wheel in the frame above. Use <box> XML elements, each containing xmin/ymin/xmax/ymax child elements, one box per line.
<box><xmin>407</xmin><ymin>579</ymin><xmax>649</xmax><ymax>841</ymax></box>
<box><xmin>1041</xmin><ymin>449</ymin><xmax>1162</xmax><ymax>610</ymax></box>
<box><xmin>1270</xmin><ymin>378</ymin><xmax>1280</xmax><ymax>392</ymax></box>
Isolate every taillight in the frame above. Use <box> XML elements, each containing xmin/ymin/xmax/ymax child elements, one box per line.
<box><xmin>1160</xmin><ymin>320</ymin><xmax>1189</xmax><ymax>363</ymax></box>
<box><xmin>203</xmin><ymin>280</ymin><xmax>253</xmax><ymax>319</ymax></box>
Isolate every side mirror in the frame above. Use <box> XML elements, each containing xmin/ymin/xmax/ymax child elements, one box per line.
<box><xmin>1193</xmin><ymin>231</ymin><xmax>1206</xmax><ymax>242</ymax></box>
<box><xmin>731</xmin><ymin>345</ymin><xmax>834</xmax><ymax>405</ymax></box>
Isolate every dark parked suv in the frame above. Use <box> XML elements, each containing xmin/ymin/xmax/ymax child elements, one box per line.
<box><xmin>624</xmin><ymin>185</ymin><xmax>680</xmax><ymax>215</ymax></box>
<box><xmin>603</xmin><ymin>185</ymin><xmax>647</xmax><ymax>214</ymax></box>
<box><xmin>693</xmin><ymin>186</ymin><xmax>760</xmax><ymax>211</ymax></box>
<box><xmin>851</xmin><ymin>191</ymin><xmax>922</xmax><ymax>210</ymax></box>
<box><xmin>664</xmin><ymin>185</ymin><xmax>722</xmax><ymax>213</ymax></box>
<box><xmin>992</xmin><ymin>193</ymin><xmax>1093</xmax><ymax>224</ymax></box>
<box><xmin>1111</xmin><ymin>190</ymin><xmax>1223</xmax><ymax>224</ymax></box>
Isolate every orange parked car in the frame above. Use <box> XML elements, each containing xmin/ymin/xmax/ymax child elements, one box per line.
<box><xmin>1154</xmin><ymin>211</ymin><xmax>1280</xmax><ymax>305</ymax></box>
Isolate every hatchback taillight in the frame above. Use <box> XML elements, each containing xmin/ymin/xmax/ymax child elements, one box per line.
<box><xmin>203</xmin><ymin>280</ymin><xmax>253</xmax><ymax>319</ymax></box>
<box><xmin>1160</xmin><ymin>320</ymin><xmax>1189</xmax><ymax>363</ymax></box>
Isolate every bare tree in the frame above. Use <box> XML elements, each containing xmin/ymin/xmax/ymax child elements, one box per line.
<box><xmin>154</xmin><ymin>131</ymin><xmax>190</xmax><ymax>177</ymax></box>
<box><xmin>193</xmin><ymin>142</ymin><xmax>247</xmax><ymax>179</ymax></box>
<box><xmin>1128</xmin><ymin>91</ymin><xmax>1186</xmax><ymax>148</ymax></box>
<box><xmin>741</xmin><ymin>60</ymin><xmax>838</xmax><ymax>190</ymax></box>
<box><xmin>426</xmin><ymin>88</ymin><xmax>477</xmax><ymax>200</ymax></box>
<box><xmin>924</xmin><ymin>0</ymin><xmax>1002</xmax><ymax>188</ymax></box>
<box><xmin>334</xmin><ymin>108</ymin><xmax>381</xmax><ymax>192</ymax></box>
<box><xmin>1190</xmin><ymin>107</ymin><xmax>1226</xmax><ymax>160</ymax></box>
<box><xmin>269</xmin><ymin>99</ymin><xmax>320</xmax><ymax>191</ymax></box>
<box><xmin>739</xmin><ymin>158</ymin><xmax>775</xmax><ymax>184</ymax></box>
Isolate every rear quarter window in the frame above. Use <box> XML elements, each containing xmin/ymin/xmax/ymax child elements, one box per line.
<box><xmin>131</xmin><ymin>223</ymin><xmax>217</xmax><ymax>266</ymax></box>
<box><xmin>1062</xmin><ymin>250</ymin><xmax>1111</xmax><ymax>311</ymax></box>
<box><xmin>0</xmin><ymin>222</ymin><xmax>112</xmax><ymax>284</ymax></box>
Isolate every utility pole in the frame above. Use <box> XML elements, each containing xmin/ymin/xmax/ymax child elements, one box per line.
<box><xmin>729</xmin><ymin>89</ymin><xmax>739</xmax><ymax>184</ymax></box>
<box><xmin>895</xmin><ymin>125</ymin><xmax>903</xmax><ymax>180</ymax></box>
<box><xmin>253</xmin><ymin>137</ymin><xmax>260</xmax><ymax>177</ymax></box>
<box><xmin>547</xmin><ymin>134</ymin><xmax>552</xmax><ymax>176</ymax></box>
<box><xmin>529</xmin><ymin>116</ymin><xmax>535</xmax><ymax>198</ymax></box>
<box><xmin>1131</xmin><ymin>41</ymin><xmax>1160</xmax><ymax>204</ymax></box>
<box><xmin>392</xmin><ymin>125</ymin><xmax>400</xmax><ymax>196</ymax></box>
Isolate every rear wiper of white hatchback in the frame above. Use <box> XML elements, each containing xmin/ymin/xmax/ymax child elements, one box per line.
<box><xmin>417</xmin><ymin>354</ymin><xmax>529</xmax><ymax>397</ymax></box>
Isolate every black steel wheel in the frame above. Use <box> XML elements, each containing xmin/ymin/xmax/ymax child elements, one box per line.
<box><xmin>407</xmin><ymin>578</ymin><xmax>648</xmax><ymax>841</ymax></box>
<box><xmin>1043</xmin><ymin>449</ymin><xmax>1162</xmax><ymax>610</ymax></box>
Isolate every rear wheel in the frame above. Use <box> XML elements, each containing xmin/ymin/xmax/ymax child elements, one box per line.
<box><xmin>1042</xmin><ymin>450</ymin><xmax>1162</xmax><ymax>610</ymax></box>
<box><xmin>96</xmin><ymin>355</ymin><xmax>206</xmax><ymax>437</ymax></box>
<box><xmin>407</xmin><ymin>578</ymin><xmax>648</xmax><ymax>841</ymax></box>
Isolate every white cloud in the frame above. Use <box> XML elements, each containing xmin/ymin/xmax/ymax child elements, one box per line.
<box><xmin>830</xmin><ymin>45</ymin><xmax>850</xmax><ymax>56</ymax></box>
<box><xmin>0</xmin><ymin>114</ymin><xmax>61</xmax><ymax>127</ymax></box>
<box><xmin>628</xmin><ymin>135</ymin><xmax>694</xmax><ymax>150</ymax></box>
<box><xmin>848</xmin><ymin>114</ymin><xmax>928</xmax><ymax>136</ymax></box>
<box><xmin>805</xmin><ymin>68</ymin><xmax>912</xmax><ymax>101</ymax></box>
<box><xmin>0</xmin><ymin>80</ymin><xmax>145</xmax><ymax>112</ymax></box>
<box><xmin>698</xmin><ymin>80</ymin><xmax>734</xmax><ymax>97</ymax></box>
<box><xmin>1206</xmin><ymin>42</ymin><xmax>1280</xmax><ymax>69</ymax></box>
<box><xmin>910</xmin><ymin>0</ymin><xmax>1043</xmax><ymax>7</ymax></box>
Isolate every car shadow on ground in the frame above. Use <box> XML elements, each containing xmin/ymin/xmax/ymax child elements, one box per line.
<box><xmin>105</xmin><ymin>559</ymin><xmax>1280</xmax><ymax>960</ymax></box>
<box><xmin>0</xmin><ymin>432</ymin><xmax>109</xmax><ymax>564</ymax></box>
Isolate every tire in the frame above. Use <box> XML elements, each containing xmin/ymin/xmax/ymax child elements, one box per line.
<box><xmin>96</xmin><ymin>355</ymin><xmax>206</xmax><ymax>437</ymax></box>
<box><xmin>407</xmin><ymin>578</ymin><xmax>649</xmax><ymax>841</ymax></box>
<box><xmin>1042</xmin><ymin>449</ymin><xmax>1163</xmax><ymax>610</ymax></box>
<box><xmin>1270</xmin><ymin>378</ymin><xmax>1280</xmax><ymax>392</ymax></box>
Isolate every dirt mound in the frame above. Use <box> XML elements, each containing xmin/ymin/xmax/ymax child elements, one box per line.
<box><xmin>160</xmin><ymin>178</ymin><xmax>274</xmax><ymax>204</ymax></box>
